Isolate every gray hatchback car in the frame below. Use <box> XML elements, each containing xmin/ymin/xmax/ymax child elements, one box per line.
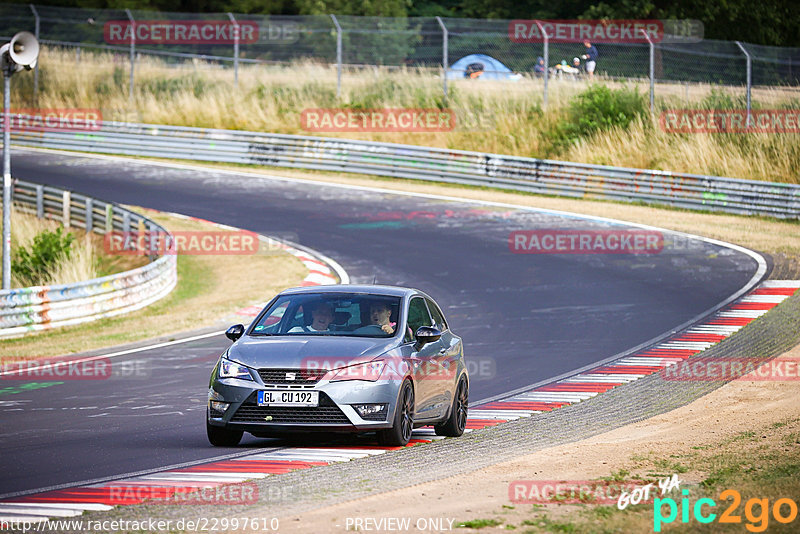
<box><xmin>207</xmin><ymin>285</ymin><xmax>468</xmax><ymax>446</ymax></box>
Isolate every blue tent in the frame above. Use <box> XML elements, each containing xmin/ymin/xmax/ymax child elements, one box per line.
<box><xmin>446</xmin><ymin>54</ymin><xmax>522</xmax><ymax>81</ymax></box>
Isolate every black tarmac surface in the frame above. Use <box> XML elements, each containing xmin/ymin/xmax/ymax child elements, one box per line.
<box><xmin>0</xmin><ymin>151</ymin><xmax>763</xmax><ymax>497</ymax></box>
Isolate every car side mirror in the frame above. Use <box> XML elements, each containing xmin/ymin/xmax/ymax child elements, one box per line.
<box><xmin>415</xmin><ymin>326</ymin><xmax>442</xmax><ymax>347</ymax></box>
<box><xmin>225</xmin><ymin>324</ymin><xmax>245</xmax><ymax>342</ymax></box>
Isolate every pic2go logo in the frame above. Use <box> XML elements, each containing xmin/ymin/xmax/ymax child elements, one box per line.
<box><xmin>654</xmin><ymin>489</ymin><xmax>798</xmax><ymax>532</ymax></box>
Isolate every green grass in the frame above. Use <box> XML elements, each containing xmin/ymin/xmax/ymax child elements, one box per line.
<box><xmin>491</xmin><ymin>419</ymin><xmax>800</xmax><ymax>533</ymax></box>
<box><xmin>457</xmin><ymin>518</ymin><xmax>502</xmax><ymax>529</ymax></box>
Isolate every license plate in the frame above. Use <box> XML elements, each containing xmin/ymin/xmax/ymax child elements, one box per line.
<box><xmin>257</xmin><ymin>390</ymin><xmax>319</xmax><ymax>407</ymax></box>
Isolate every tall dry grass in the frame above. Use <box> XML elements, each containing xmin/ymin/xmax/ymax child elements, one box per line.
<box><xmin>1</xmin><ymin>210</ymin><xmax>97</xmax><ymax>287</ymax></box>
<box><xmin>10</xmin><ymin>47</ymin><xmax>800</xmax><ymax>183</ymax></box>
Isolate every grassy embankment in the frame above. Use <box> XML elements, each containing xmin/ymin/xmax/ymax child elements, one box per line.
<box><xmin>11</xmin><ymin>47</ymin><xmax>800</xmax><ymax>184</ymax></box>
<box><xmin>458</xmin><ymin>415</ymin><xmax>800</xmax><ymax>532</ymax></box>
<box><xmin>0</xmin><ymin>209</ymin><xmax>308</xmax><ymax>358</ymax></box>
<box><xmin>0</xmin><ymin>209</ymin><xmax>145</xmax><ymax>288</ymax></box>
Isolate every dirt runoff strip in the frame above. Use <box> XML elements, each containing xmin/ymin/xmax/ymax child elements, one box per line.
<box><xmin>53</xmin><ymin>264</ymin><xmax>800</xmax><ymax>534</ymax></box>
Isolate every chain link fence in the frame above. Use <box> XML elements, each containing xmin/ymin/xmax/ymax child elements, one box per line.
<box><xmin>1</xmin><ymin>4</ymin><xmax>799</xmax><ymax>109</ymax></box>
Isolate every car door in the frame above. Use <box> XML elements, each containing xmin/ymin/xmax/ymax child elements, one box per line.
<box><xmin>425</xmin><ymin>297</ymin><xmax>459</xmax><ymax>418</ymax></box>
<box><xmin>408</xmin><ymin>296</ymin><xmax>444</xmax><ymax>420</ymax></box>
<box><xmin>406</xmin><ymin>297</ymin><xmax>440</xmax><ymax>421</ymax></box>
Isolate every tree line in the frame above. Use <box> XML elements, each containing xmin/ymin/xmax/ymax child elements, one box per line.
<box><xmin>7</xmin><ymin>0</ymin><xmax>799</xmax><ymax>47</ymax></box>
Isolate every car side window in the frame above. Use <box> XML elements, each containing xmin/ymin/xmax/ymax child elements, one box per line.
<box><xmin>405</xmin><ymin>297</ymin><xmax>433</xmax><ymax>342</ymax></box>
<box><xmin>426</xmin><ymin>298</ymin><xmax>448</xmax><ymax>331</ymax></box>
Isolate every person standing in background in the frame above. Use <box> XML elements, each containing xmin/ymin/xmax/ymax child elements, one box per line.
<box><xmin>581</xmin><ymin>41</ymin><xmax>598</xmax><ymax>79</ymax></box>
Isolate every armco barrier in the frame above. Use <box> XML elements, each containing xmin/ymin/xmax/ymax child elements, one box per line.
<box><xmin>9</xmin><ymin>119</ymin><xmax>800</xmax><ymax>219</ymax></box>
<box><xmin>0</xmin><ymin>180</ymin><xmax>177</xmax><ymax>338</ymax></box>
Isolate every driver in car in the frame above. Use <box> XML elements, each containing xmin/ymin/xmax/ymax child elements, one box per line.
<box><xmin>362</xmin><ymin>302</ymin><xmax>395</xmax><ymax>334</ymax></box>
<box><xmin>289</xmin><ymin>302</ymin><xmax>334</xmax><ymax>333</ymax></box>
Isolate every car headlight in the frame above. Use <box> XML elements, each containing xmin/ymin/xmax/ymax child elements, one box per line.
<box><xmin>218</xmin><ymin>357</ymin><xmax>254</xmax><ymax>381</ymax></box>
<box><xmin>330</xmin><ymin>360</ymin><xmax>386</xmax><ymax>382</ymax></box>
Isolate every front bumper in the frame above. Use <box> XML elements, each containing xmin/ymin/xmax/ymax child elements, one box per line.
<box><xmin>208</xmin><ymin>377</ymin><xmax>401</xmax><ymax>433</ymax></box>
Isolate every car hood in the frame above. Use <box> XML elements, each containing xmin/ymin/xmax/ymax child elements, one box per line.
<box><xmin>227</xmin><ymin>335</ymin><xmax>396</xmax><ymax>370</ymax></box>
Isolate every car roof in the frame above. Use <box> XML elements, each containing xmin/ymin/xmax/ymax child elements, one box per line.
<box><xmin>279</xmin><ymin>284</ymin><xmax>421</xmax><ymax>298</ymax></box>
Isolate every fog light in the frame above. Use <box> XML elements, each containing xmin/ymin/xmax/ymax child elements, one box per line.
<box><xmin>353</xmin><ymin>403</ymin><xmax>388</xmax><ymax>420</ymax></box>
<box><xmin>209</xmin><ymin>401</ymin><xmax>229</xmax><ymax>417</ymax></box>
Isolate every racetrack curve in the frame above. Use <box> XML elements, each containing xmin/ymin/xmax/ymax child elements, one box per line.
<box><xmin>0</xmin><ymin>149</ymin><xmax>766</xmax><ymax>497</ymax></box>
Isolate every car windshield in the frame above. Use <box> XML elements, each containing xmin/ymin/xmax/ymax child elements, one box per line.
<box><xmin>250</xmin><ymin>293</ymin><xmax>402</xmax><ymax>338</ymax></box>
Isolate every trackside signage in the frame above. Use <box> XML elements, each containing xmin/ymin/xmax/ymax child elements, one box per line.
<box><xmin>104</xmin><ymin>20</ymin><xmax>260</xmax><ymax>44</ymax></box>
<box><xmin>509</xmin><ymin>230</ymin><xmax>664</xmax><ymax>254</ymax></box>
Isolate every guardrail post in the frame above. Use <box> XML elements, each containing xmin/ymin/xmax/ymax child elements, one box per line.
<box><xmin>227</xmin><ymin>13</ymin><xmax>239</xmax><ymax>87</ymax></box>
<box><xmin>640</xmin><ymin>29</ymin><xmax>655</xmax><ymax>114</ymax></box>
<box><xmin>735</xmin><ymin>41</ymin><xmax>752</xmax><ymax>128</ymax></box>
<box><xmin>330</xmin><ymin>14</ymin><xmax>342</xmax><ymax>100</ymax></box>
<box><xmin>125</xmin><ymin>9</ymin><xmax>136</xmax><ymax>102</ymax></box>
<box><xmin>436</xmin><ymin>17</ymin><xmax>448</xmax><ymax>101</ymax></box>
<box><xmin>29</xmin><ymin>4</ymin><xmax>40</xmax><ymax>105</ymax></box>
<box><xmin>62</xmin><ymin>190</ymin><xmax>71</xmax><ymax>228</ymax></box>
<box><xmin>2</xmin><ymin>68</ymin><xmax>10</xmax><ymax>289</ymax></box>
<box><xmin>105</xmin><ymin>203</ymin><xmax>113</xmax><ymax>233</ymax></box>
<box><xmin>533</xmin><ymin>20</ymin><xmax>549</xmax><ymax>109</ymax></box>
<box><xmin>35</xmin><ymin>184</ymin><xmax>43</xmax><ymax>218</ymax></box>
<box><xmin>85</xmin><ymin>197</ymin><xmax>93</xmax><ymax>233</ymax></box>
<box><xmin>122</xmin><ymin>211</ymin><xmax>130</xmax><ymax>234</ymax></box>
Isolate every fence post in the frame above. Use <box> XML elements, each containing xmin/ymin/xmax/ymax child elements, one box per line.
<box><xmin>105</xmin><ymin>203</ymin><xmax>113</xmax><ymax>233</ymax></box>
<box><xmin>62</xmin><ymin>190</ymin><xmax>71</xmax><ymax>228</ymax></box>
<box><xmin>29</xmin><ymin>4</ymin><xmax>40</xmax><ymax>105</ymax></box>
<box><xmin>227</xmin><ymin>12</ymin><xmax>239</xmax><ymax>87</ymax></box>
<box><xmin>640</xmin><ymin>30</ymin><xmax>655</xmax><ymax>114</ymax></box>
<box><xmin>330</xmin><ymin>14</ymin><xmax>342</xmax><ymax>99</ymax></box>
<box><xmin>533</xmin><ymin>20</ymin><xmax>548</xmax><ymax>109</ymax></box>
<box><xmin>35</xmin><ymin>184</ymin><xmax>43</xmax><ymax>218</ymax></box>
<box><xmin>125</xmin><ymin>8</ymin><xmax>135</xmax><ymax>102</ymax></box>
<box><xmin>436</xmin><ymin>17</ymin><xmax>448</xmax><ymax>101</ymax></box>
<box><xmin>85</xmin><ymin>197</ymin><xmax>93</xmax><ymax>233</ymax></box>
<box><xmin>735</xmin><ymin>41</ymin><xmax>752</xmax><ymax>127</ymax></box>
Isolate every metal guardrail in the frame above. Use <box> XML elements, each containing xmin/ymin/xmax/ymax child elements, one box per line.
<box><xmin>10</xmin><ymin>119</ymin><xmax>800</xmax><ymax>219</ymax></box>
<box><xmin>0</xmin><ymin>179</ymin><xmax>177</xmax><ymax>338</ymax></box>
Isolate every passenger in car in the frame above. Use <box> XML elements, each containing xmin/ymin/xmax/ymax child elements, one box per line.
<box><xmin>289</xmin><ymin>302</ymin><xmax>334</xmax><ymax>333</ymax></box>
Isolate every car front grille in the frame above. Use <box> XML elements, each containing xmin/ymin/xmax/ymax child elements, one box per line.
<box><xmin>257</xmin><ymin>368</ymin><xmax>328</xmax><ymax>385</ymax></box>
<box><xmin>230</xmin><ymin>392</ymin><xmax>351</xmax><ymax>424</ymax></box>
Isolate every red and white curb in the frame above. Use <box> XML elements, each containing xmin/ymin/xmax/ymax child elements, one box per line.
<box><xmin>234</xmin><ymin>238</ymin><xmax>342</xmax><ymax>319</ymax></box>
<box><xmin>472</xmin><ymin>280</ymin><xmax>800</xmax><ymax>424</ymax></box>
<box><xmin>0</xmin><ymin>438</ymin><xmax>438</xmax><ymax>522</ymax></box>
<box><xmin>137</xmin><ymin>208</ymin><xmax>347</xmax><ymax>318</ymax></box>
<box><xmin>3</xmin><ymin>280</ymin><xmax>796</xmax><ymax>523</ymax></box>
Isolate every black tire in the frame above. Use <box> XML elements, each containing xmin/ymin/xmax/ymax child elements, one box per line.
<box><xmin>435</xmin><ymin>376</ymin><xmax>468</xmax><ymax>437</ymax></box>
<box><xmin>377</xmin><ymin>379</ymin><xmax>414</xmax><ymax>446</ymax></box>
<box><xmin>207</xmin><ymin>419</ymin><xmax>243</xmax><ymax>447</ymax></box>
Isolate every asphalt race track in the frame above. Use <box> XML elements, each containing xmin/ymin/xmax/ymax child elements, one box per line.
<box><xmin>0</xmin><ymin>149</ymin><xmax>765</xmax><ymax>497</ymax></box>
